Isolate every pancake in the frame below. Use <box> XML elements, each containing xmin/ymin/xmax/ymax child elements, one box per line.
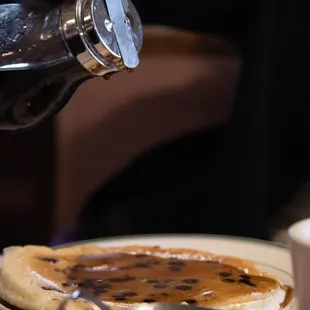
<box><xmin>0</xmin><ymin>245</ymin><xmax>290</xmax><ymax>310</ymax></box>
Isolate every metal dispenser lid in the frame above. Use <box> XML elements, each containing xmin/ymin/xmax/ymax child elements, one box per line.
<box><xmin>61</xmin><ymin>0</ymin><xmax>143</xmax><ymax>76</ymax></box>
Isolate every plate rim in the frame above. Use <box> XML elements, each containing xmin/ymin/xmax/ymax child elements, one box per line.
<box><xmin>54</xmin><ymin>233</ymin><xmax>289</xmax><ymax>251</ymax></box>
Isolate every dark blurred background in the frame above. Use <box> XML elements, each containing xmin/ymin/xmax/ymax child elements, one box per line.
<box><xmin>0</xmin><ymin>26</ymin><xmax>240</xmax><ymax>249</ymax></box>
<box><xmin>0</xmin><ymin>120</ymin><xmax>54</xmax><ymax>248</ymax></box>
<box><xmin>1</xmin><ymin>0</ymin><xmax>310</xmax><ymax>249</ymax></box>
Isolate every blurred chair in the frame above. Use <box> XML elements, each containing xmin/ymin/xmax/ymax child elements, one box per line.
<box><xmin>54</xmin><ymin>26</ymin><xmax>241</xmax><ymax>234</ymax></box>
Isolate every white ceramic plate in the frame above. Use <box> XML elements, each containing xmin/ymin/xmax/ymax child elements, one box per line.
<box><xmin>61</xmin><ymin>234</ymin><xmax>295</xmax><ymax>309</ymax></box>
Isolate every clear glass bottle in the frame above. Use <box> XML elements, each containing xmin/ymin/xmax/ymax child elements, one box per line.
<box><xmin>0</xmin><ymin>0</ymin><xmax>143</xmax><ymax>130</ymax></box>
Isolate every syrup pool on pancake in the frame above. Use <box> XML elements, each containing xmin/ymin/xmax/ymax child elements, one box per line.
<box><xmin>28</xmin><ymin>251</ymin><xmax>292</xmax><ymax>310</ymax></box>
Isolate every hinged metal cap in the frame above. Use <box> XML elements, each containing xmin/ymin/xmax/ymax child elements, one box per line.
<box><xmin>60</xmin><ymin>0</ymin><xmax>143</xmax><ymax>76</ymax></box>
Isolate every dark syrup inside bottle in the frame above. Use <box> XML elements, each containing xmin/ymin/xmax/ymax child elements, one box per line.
<box><xmin>0</xmin><ymin>2</ymin><xmax>92</xmax><ymax>130</ymax></box>
<box><xmin>0</xmin><ymin>61</ymin><xmax>91</xmax><ymax>130</ymax></box>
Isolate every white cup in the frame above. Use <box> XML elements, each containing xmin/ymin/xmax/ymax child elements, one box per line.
<box><xmin>289</xmin><ymin>218</ymin><xmax>310</xmax><ymax>310</ymax></box>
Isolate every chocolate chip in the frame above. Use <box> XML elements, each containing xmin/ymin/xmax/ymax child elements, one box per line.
<box><xmin>161</xmin><ymin>292</ymin><xmax>169</xmax><ymax>297</ymax></box>
<box><xmin>174</xmin><ymin>285</ymin><xmax>192</xmax><ymax>291</ymax></box>
<box><xmin>61</xmin><ymin>282</ymin><xmax>70</xmax><ymax>287</ymax></box>
<box><xmin>219</xmin><ymin>272</ymin><xmax>232</xmax><ymax>277</ymax></box>
<box><xmin>123</xmin><ymin>292</ymin><xmax>138</xmax><ymax>297</ymax></box>
<box><xmin>154</xmin><ymin>283</ymin><xmax>167</xmax><ymax>289</ymax></box>
<box><xmin>112</xmin><ymin>295</ymin><xmax>127</xmax><ymax>301</ymax></box>
<box><xmin>238</xmin><ymin>278</ymin><xmax>250</xmax><ymax>284</ymax></box>
<box><xmin>183</xmin><ymin>299</ymin><xmax>197</xmax><ymax>304</ymax></box>
<box><xmin>40</xmin><ymin>257</ymin><xmax>58</xmax><ymax>264</ymax></box>
<box><xmin>222</xmin><ymin>278</ymin><xmax>236</xmax><ymax>283</ymax></box>
<box><xmin>135</xmin><ymin>262</ymin><xmax>151</xmax><ymax>268</ymax></box>
<box><xmin>151</xmin><ymin>260</ymin><xmax>161</xmax><ymax>265</ymax></box>
<box><xmin>143</xmin><ymin>299</ymin><xmax>156</xmax><ymax>303</ymax></box>
<box><xmin>41</xmin><ymin>286</ymin><xmax>64</xmax><ymax>293</ymax></box>
<box><xmin>109</xmin><ymin>276</ymin><xmax>135</xmax><ymax>282</ymax></box>
<box><xmin>135</xmin><ymin>254</ymin><xmax>148</xmax><ymax>258</ymax></box>
<box><xmin>240</xmin><ymin>274</ymin><xmax>251</xmax><ymax>280</ymax></box>
<box><xmin>238</xmin><ymin>279</ymin><xmax>256</xmax><ymax>287</ymax></box>
<box><xmin>169</xmin><ymin>265</ymin><xmax>181</xmax><ymax>272</ymax></box>
<box><xmin>146</xmin><ymin>279</ymin><xmax>160</xmax><ymax>284</ymax></box>
<box><xmin>182</xmin><ymin>279</ymin><xmax>198</xmax><ymax>284</ymax></box>
<box><xmin>168</xmin><ymin>261</ymin><xmax>185</xmax><ymax>266</ymax></box>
